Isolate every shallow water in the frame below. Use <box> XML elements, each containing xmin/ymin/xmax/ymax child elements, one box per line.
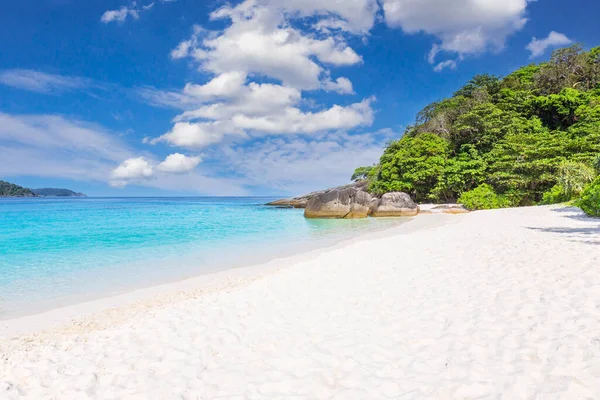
<box><xmin>0</xmin><ymin>197</ymin><xmax>405</xmax><ymax>318</ymax></box>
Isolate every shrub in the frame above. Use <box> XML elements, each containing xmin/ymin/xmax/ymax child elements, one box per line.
<box><xmin>557</xmin><ymin>161</ymin><xmax>596</xmax><ymax>198</ymax></box>
<box><xmin>458</xmin><ymin>184</ymin><xmax>510</xmax><ymax>211</ymax></box>
<box><xmin>578</xmin><ymin>178</ymin><xmax>600</xmax><ymax>217</ymax></box>
<box><xmin>593</xmin><ymin>154</ymin><xmax>600</xmax><ymax>174</ymax></box>
<box><xmin>541</xmin><ymin>184</ymin><xmax>571</xmax><ymax>204</ymax></box>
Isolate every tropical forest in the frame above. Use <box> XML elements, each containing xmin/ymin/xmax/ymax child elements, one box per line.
<box><xmin>353</xmin><ymin>44</ymin><xmax>600</xmax><ymax>216</ymax></box>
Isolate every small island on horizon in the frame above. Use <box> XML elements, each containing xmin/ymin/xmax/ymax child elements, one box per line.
<box><xmin>0</xmin><ymin>180</ymin><xmax>87</xmax><ymax>198</ymax></box>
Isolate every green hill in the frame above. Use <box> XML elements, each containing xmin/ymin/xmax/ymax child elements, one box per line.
<box><xmin>32</xmin><ymin>188</ymin><xmax>86</xmax><ymax>197</ymax></box>
<box><xmin>355</xmin><ymin>44</ymin><xmax>600</xmax><ymax>209</ymax></box>
<box><xmin>0</xmin><ymin>181</ymin><xmax>37</xmax><ymax>197</ymax></box>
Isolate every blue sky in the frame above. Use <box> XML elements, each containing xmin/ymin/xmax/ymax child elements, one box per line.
<box><xmin>1</xmin><ymin>0</ymin><xmax>598</xmax><ymax>196</ymax></box>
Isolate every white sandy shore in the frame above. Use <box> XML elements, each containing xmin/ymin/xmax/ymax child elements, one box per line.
<box><xmin>1</xmin><ymin>205</ymin><xmax>600</xmax><ymax>399</ymax></box>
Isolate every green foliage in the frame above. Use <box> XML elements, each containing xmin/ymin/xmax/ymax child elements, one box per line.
<box><xmin>369</xmin><ymin>133</ymin><xmax>450</xmax><ymax>202</ymax></box>
<box><xmin>530</xmin><ymin>88</ymin><xmax>590</xmax><ymax>129</ymax></box>
<box><xmin>534</xmin><ymin>44</ymin><xmax>600</xmax><ymax>94</ymax></box>
<box><xmin>0</xmin><ymin>180</ymin><xmax>36</xmax><ymax>197</ymax></box>
<box><xmin>454</xmin><ymin>74</ymin><xmax>501</xmax><ymax>98</ymax></box>
<box><xmin>578</xmin><ymin>178</ymin><xmax>600</xmax><ymax>217</ymax></box>
<box><xmin>351</xmin><ymin>166</ymin><xmax>375</xmax><ymax>182</ymax></box>
<box><xmin>541</xmin><ymin>184</ymin><xmax>571</xmax><ymax>205</ymax></box>
<box><xmin>593</xmin><ymin>155</ymin><xmax>600</xmax><ymax>174</ymax></box>
<box><xmin>458</xmin><ymin>184</ymin><xmax>510</xmax><ymax>210</ymax></box>
<box><xmin>556</xmin><ymin>161</ymin><xmax>595</xmax><ymax>198</ymax></box>
<box><xmin>364</xmin><ymin>42</ymin><xmax>600</xmax><ymax>206</ymax></box>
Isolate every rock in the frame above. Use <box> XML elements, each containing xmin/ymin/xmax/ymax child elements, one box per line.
<box><xmin>304</xmin><ymin>184</ymin><xmax>374</xmax><ymax>219</ymax></box>
<box><xmin>418</xmin><ymin>204</ymin><xmax>469</xmax><ymax>214</ymax></box>
<box><xmin>264</xmin><ymin>198</ymin><xmax>309</xmax><ymax>208</ymax></box>
<box><xmin>266</xmin><ymin>181</ymin><xmax>369</xmax><ymax>209</ymax></box>
<box><xmin>370</xmin><ymin>192</ymin><xmax>418</xmax><ymax>217</ymax></box>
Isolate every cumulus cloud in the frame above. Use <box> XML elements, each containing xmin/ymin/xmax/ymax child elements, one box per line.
<box><xmin>382</xmin><ymin>0</ymin><xmax>531</xmax><ymax>67</ymax></box>
<box><xmin>261</xmin><ymin>0</ymin><xmax>378</xmax><ymax>34</ymax></box>
<box><xmin>156</xmin><ymin>153</ymin><xmax>202</xmax><ymax>173</ymax></box>
<box><xmin>171</xmin><ymin>5</ymin><xmax>362</xmax><ymax>90</ymax></box>
<box><xmin>323</xmin><ymin>77</ymin><xmax>354</xmax><ymax>94</ymax></box>
<box><xmin>526</xmin><ymin>31</ymin><xmax>573</xmax><ymax>58</ymax></box>
<box><xmin>110</xmin><ymin>157</ymin><xmax>154</xmax><ymax>186</ymax></box>
<box><xmin>111</xmin><ymin>153</ymin><xmax>202</xmax><ymax>186</ymax></box>
<box><xmin>0</xmin><ymin>69</ymin><xmax>91</xmax><ymax>94</ymax></box>
<box><xmin>151</xmin><ymin>97</ymin><xmax>374</xmax><ymax>148</ymax></box>
<box><xmin>149</xmin><ymin>0</ymin><xmax>375</xmax><ymax>149</ymax></box>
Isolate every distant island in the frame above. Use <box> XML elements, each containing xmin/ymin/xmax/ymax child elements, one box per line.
<box><xmin>0</xmin><ymin>180</ymin><xmax>37</xmax><ymax>197</ymax></box>
<box><xmin>31</xmin><ymin>188</ymin><xmax>87</xmax><ymax>197</ymax></box>
<box><xmin>0</xmin><ymin>180</ymin><xmax>86</xmax><ymax>198</ymax></box>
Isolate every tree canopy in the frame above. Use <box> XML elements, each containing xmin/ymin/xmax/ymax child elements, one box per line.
<box><xmin>355</xmin><ymin>44</ymin><xmax>600</xmax><ymax>206</ymax></box>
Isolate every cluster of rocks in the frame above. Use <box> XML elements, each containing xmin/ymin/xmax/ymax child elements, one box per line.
<box><xmin>267</xmin><ymin>182</ymin><xmax>418</xmax><ymax>219</ymax></box>
<box><xmin>266</xmin><ymin>181</ymin><xmax>469</xmax><ymax>219</ymax></box>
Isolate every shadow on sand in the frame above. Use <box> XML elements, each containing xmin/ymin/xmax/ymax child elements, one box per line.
<box><xmin>526</xmin><ymin>206</ymin><xmax>600</xmax><ymax>246</ymax></box>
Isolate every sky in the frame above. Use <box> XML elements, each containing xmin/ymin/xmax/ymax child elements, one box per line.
<box><xmin>0</xmin><ymin>0</ymin><xmax>598</xmax><ymax>197</ymax></box>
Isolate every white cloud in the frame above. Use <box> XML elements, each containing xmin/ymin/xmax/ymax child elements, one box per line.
<box><xmin>174</xmin><ymin>3</ymin><xmax>362</xmax><ymax>90</ymax></box>
<box><xmin>152</xmin><ymin>121</ymin><xmax>238</xmax><ymax>148</ymax></box>
<box><xmin>261</xmin><ymin>0</ymin><xmax>378</xmax><ymax>34</ymax></box>
<box><xmin>136</xmin><ymin>86</ymin><xmax>201</xmax><ymax>109</ymax></box>
<box><xmin>217</xmin><ymin>129</ymin><xmax>394</xmax><ymax>195</ymax></box>
<box><xmin>382</xmin><ymin>0</ymin><xmax>531</xmax><ymax>66</ymax></box>
<box><xmin>110</xmin><ymin>157</ymin><xmax>154</xmax><ymax>186</ymax></box>
<box><xmin>101</xmin><ymin>6</ymin><xmax>139</xmax><ymax>23</ymax></box>
<box><xmin>0</xmin><ymin>113</ymin><xmax>132</xmax><ymax>182</ymax></box>
<box><xmin>323</xmin><ymin>77</ymin><xmax>354</xmax><ymax>94</ymax></box>
<box><xmin>230</xmin><ymin>98</ymin><xmax>374</xmax><ymax>135</ymax></box>
<box><xmin>156</xmin><ymin>153</ymin><xmax>202</xmax><ymax>173</ymax></box>
<box><xmin>0</xmin><ymin>69</ymin><xmax>90</xmax><ymax>94</ymax></box>
<box><xmin>183</xmin><ymin>71</ymin><xmax>247</xmax><ymax>100</ymax></box>
<box><xmin>101</xmin><ymin>1</ymin><xmax>176</xmax><ymax>24</ymax></box>
<box><xmin>526</xmin><ymin>31</ymin><xmax>573</xmax><ymax>58</ymax></box>
<box><xmin>0</xmin><ymin>112</ymin><xmax>245</xmax><ymax>195</ymax></box>
<box><xmin>151</xmin><ymin>0</ymin><xmax>375</xmax><ymax>149</ymax></box>
<box><xmin>152</xmin><ymin>97</ymin><xmax>374</xmax><ymax>148</ymax></box>
<box><xmin>433</xmin><ymin>59</ymin><xmax>458</xmax><ymax>72</ymax></box>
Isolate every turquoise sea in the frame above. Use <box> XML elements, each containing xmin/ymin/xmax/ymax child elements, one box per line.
<box><xmin>0</xmin><ymin>197</ymin><xmax>404</xmax><ymax>319</ymax></box>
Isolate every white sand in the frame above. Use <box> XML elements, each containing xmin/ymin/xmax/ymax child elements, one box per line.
<box><xmin>1</xmin><ymin>205</ymin><xmax>600</xmax><ymax>399</ymax></box>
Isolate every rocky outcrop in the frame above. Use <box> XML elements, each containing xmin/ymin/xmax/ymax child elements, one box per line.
<box><xmin>269</xmin><ymin>182</ymin><xmax>423</xmax><ymax>219</ymax></box>
<box><xmin>303</xmin><ymin>183</ymin><xmax>375</xmax><ymax>219</ymax></box>
<box><xmin>266</xmin><ymin>181</ymin><xmax>368</xmax><ymax>209</ymax></box>
<box><xmin>418</xmin><ymin>204</ymin><xmax>469</xmax><ymax>214</ymax></box>
<box><xmin>370</xmin><ymin>192</ymin><xmax>419</xmax><ymax>217</ymax></box>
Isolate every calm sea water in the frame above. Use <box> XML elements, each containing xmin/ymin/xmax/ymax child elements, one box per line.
<box><xmin>0</xmin><ymin>197</ymin><xmax>405</xmax><ymax>318</ymax></box>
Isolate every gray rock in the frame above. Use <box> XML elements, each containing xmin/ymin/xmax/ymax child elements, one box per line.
<box><xmin>304</xmin><ymin>183</ymin><xmax>374</xmax><ymax>219</ymax></box>
<box><xmin>266</xmin><ymin>181</ymin><xmax>368</xmax><ymax>209</ymax></box>
<box><xmin>370</xmin><ymin>192</ymin><xmax>418</xmax><ymax>217</ymax></box>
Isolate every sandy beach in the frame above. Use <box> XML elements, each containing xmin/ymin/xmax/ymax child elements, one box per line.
<box><xmin>1</xmin><ymin>205</ymin><xmax>600</xmax><ymax>399</ymax></box>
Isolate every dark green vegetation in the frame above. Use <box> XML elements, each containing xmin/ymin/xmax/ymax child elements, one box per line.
<box><xmin>0</xmin><ymin>180</ymin><xmax>37</xmax><ymax>197</ymax></box>
<box><xmin>32</xmin><ymin>188</ymin><xmax>86</xmax><ymax>197</ymax></box>
<box><xmin>355</xmin><ymin>44</ymin><xmax>600</xmax><ymax>215</ymax></box>
<box><xmin>0</xmin><ymin>181</ymin><xmax>86</xmax><ymax>198</ymax></box>
<box><xmin>578</xmin><ymin>178</ymin><xmax>600</xmax><ymax>217</ymax></box>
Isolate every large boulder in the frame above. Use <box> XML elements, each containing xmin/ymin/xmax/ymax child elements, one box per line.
<box><xmin>304</xmin><ymin>184</ymin><xmax>374</xmax><ymax>219</ymax></box>
<box><xmin>266</xmin><ymin>181</ymin><xmax>368</xmax><ymax>209</ymax></box>
<box><xmin>370</xmin><ymin>192</ymin><xmax>418</xmax><ymax>217</ymax></box>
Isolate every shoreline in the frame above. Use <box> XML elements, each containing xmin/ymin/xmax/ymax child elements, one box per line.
<box><xmin>1</xmin><ymin>213</ymin><xmax>452</xmax><ymax>338</ymax></box>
